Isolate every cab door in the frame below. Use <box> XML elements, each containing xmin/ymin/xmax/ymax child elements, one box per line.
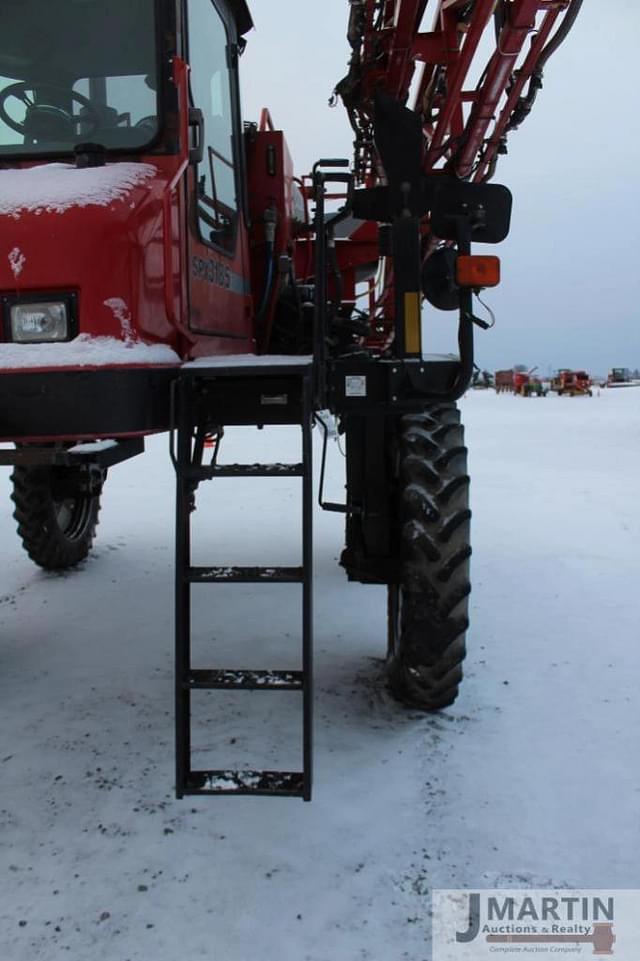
<box><xmin>185</xmin><ymin>0</ymin><xmax>252</xmax><ymax>342</ymax></box>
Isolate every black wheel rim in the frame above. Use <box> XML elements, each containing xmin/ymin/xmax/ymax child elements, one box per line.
<box><xmin>53</xmin><ymin>495</ymin><xmax>93</xmax><ymax>541</ymax></box>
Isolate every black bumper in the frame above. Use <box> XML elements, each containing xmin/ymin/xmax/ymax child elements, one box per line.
<box><xmin>0</xmin><ymin>366</ymin><xmax>178</xmax><ymax>441</ymax></box>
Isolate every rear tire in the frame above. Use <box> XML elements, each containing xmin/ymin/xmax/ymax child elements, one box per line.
<box><xmin>11</xmin><ymin>464</ymin><xmax>103</xmax><ymax>570</ymax></box>
<box><xmin>386</xmin><ymin>406</ymin><xmax>471</xmax><ymax>710</ymax></box>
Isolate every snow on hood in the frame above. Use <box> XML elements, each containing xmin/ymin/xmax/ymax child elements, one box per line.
<box><xmin>0</xmin><ymin>162</ymin><xmax>157</xmax><ymax>217</ymax></box>
<box><xmin>0</xmin><ymin>334</ymin><xmax>179</xmax><ymax>369</ymax></box>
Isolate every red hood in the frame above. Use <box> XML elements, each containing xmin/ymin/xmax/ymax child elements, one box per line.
<box><xmin>0</xmin><ymin>159</ymin><xmax>181</xmax><ymax>347</ymax></box>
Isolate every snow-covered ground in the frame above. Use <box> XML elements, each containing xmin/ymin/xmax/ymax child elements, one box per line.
<box><xmin>1</xmin><ymin>388</ymin><xmax>639</xmax><ymax>961</ymax></box>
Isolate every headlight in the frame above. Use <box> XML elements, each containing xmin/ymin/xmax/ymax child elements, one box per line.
<box><xmin>10</xmin><ymin>301</ymin><xmax>69</xmax><ymax>343</ymax></box>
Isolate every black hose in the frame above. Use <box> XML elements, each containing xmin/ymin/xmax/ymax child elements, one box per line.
<box><xmin>536</xmin><ymin>0</ymin><xmax>584</xmax><ymax>72</ymax></box>
<box><xmin>257</xmin><ymin>206</ymin><xmax>278</xmax><ymax>322</ymax></box>
<box><xmin>257</xmin><ymin>245</ymin><xmax>274</xmax><ymax>320</ymax></box>
<box><xmin>506</xmin><ymin>0</ymin><xmax>584</xmax><ymax>132</ymax></box>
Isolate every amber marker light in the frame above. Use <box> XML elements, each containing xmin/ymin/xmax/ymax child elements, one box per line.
<box><xmin>456</xmin><ymin>255</ymin><xmax>501</xmax><ymax>288</ymax></box>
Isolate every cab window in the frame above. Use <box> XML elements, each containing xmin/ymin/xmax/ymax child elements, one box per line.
<box><xmin>187</xmin><ymin>0</ymin><xmax>237</xmax><ymax>252</ymax></box>
<box><xmin>0</xmin><ymin>0</ymin><xmax>159</xmax><ymax>155</ymax></box>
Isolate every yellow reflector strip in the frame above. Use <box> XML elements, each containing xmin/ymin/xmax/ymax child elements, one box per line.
<box><xmin>404</xmin><ymin>292</ymin><xmax>421</xmax><ymax>355</ymax></box>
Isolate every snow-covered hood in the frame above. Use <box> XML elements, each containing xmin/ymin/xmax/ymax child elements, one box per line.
<box><xmin>0</xmin><ymin>162</ymin><xmax>158</xmax><ymax>218</ymax></box>
<box><xmin>0</xmin><ymin>161</ymin><xmax>180</xmax><ymax>350</ymax></box>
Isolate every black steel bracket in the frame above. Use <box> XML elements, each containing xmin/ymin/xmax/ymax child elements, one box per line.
<box><xmin>0</xmin><ymin>437</ymin><xmax>145</xmax><ymax>468</ymax></box>
<box><xmin>327</xmin><ymin>355</ymin><xmax>464</xmax><ymax>413</ymax></box>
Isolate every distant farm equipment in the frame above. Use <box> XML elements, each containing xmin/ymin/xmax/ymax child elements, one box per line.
<box><xmin>550</xmin><ymin>369</ymin><xmax>592</xmax><ymax>396</ymax></box>
<box><xmin>494</xmin><ymin>366</ymin><xmax>547</xmax><ymax>396</ymax></box>
<box><xmin>606</xmin><ymin>368</ymin><xmax>638</xmax><ymax>387</ymax></box>
<box><xmin>472</xmin><ymin>368</ymin><xmax>494</xmax><ymax>389</ymax></box>
<box><xmin>494</xmin><ymin>369</ymin><xmax>515</xmax><ymax>393</ymax></box>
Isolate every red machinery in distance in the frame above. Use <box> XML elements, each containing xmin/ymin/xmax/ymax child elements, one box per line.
<box><xmin>550</xmin><ymin>368</ymin><xmax>592</xmax><ymax>396</ymax></box>
<box><xmin>495</xmin><ymin>366</ymin><xmax>546</xmax><ymax>396</ymax></box>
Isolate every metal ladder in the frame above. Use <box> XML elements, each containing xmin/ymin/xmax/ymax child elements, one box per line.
<box><xmin>172</xmin><ymin>359</ymin><xmax>313</xmax><ymax>800</ymax></box>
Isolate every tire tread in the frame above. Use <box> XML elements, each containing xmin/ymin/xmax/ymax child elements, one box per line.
<box><xmin>11</xmin><ymin>465</ymin><xmax>101</xmax><ymax>570</ymax></box>
<box><xmin>387</xmin><ymin>404</ymin><xmax>471</xmax><ymax>710</ymax></box>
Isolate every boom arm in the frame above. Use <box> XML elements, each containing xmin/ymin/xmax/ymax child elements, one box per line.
<box><xmin>311</xmin><ymin>0</ymin><xmax>582</xmax><ymax>383</ymax></box>
<box><xmin>336</xmin><ymin>0</ymin><xmax>583</xmax><ymax>185</ymax></box>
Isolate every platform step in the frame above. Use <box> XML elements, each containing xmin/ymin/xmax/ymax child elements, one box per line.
<box><xmin>188</xmin><ymin>566</ymin><xmax>303</xmax><ymax>584</ymax></box>
<box><xmin>188</xmin><ymin>462</ymin><xmax>304</xmax><ymax>480</ymax></box>
<box><xmin>184</xmin><ymin>770</ymin><xmax>305</xmax><ymax>797</ymax></box>
<box><xmin>185</xmin><ymin>669</ymin><xmax>303</xmax><ymax>691</ymax></box>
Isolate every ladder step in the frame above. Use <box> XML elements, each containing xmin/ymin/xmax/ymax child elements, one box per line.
<box><xmin>185</xmin><ymin>770</ymin><xmax>305</xmax><ymax>797</ymax></box>
<box><xmin>188</xmin><ymin>566</ymin><xmax>303</xmax><ymax>584</ymax></box>
<box><xmin>188</xmin><ymin>462</ymin><xmax>304</xmax><ymax>479</ymax></box>
<box><xmin>186</xmin><ymin>669</ymin><xmax>303</xmax><ymax>691</ymax></box>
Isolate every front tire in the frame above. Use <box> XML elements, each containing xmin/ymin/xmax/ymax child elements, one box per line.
<box><xmin>387</xmin><ymin>407</ymin><xmax>471</xmax><ymax>710</ymax></box>
<box><xmin>11</xmin><ymin>464</ymin><xmax>103</xmax><ymax>570</ymax></box>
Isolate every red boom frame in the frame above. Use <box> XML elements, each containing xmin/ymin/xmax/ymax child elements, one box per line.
<box><xmin>342</xmin><ymin>0</ymin><xmax>574</xmax><ymax>184</ymax></box>
<box><xmin>332</xmin><ymin>0</ymin><xmax>579</xmax><ymax>349</ymax></box>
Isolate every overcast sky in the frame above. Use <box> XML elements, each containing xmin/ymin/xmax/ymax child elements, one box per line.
<box><xmin>240</xmin><ymin>1</ymin><xmax>639</xmax><ymax>375</ymax></box>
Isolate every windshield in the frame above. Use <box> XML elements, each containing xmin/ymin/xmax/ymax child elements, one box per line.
<box><xmin>0</xmin><ymin>0</ymin><xmax>160</xmax><ymax>156</ymax></box>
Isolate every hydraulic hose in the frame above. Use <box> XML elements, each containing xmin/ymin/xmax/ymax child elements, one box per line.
<box><xmin>257</xmin><ymin>206</ymin><xmax>277</xmax><ymax>321</ymax></box>
<box><xmin>507</xmin><ymin>0</ymin><xmax>584</xmax><ymax>132</ymax></box>
<box><xmin>536</xmin><ymin>0</ymin><xmax>584</xmax><ymax>72</ymax></box>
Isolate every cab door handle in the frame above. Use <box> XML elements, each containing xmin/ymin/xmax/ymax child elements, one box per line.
<box><xmin>188</xmin><ymin>107</ymin><xmax>204</xmax><ymax>165</ymax></box>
